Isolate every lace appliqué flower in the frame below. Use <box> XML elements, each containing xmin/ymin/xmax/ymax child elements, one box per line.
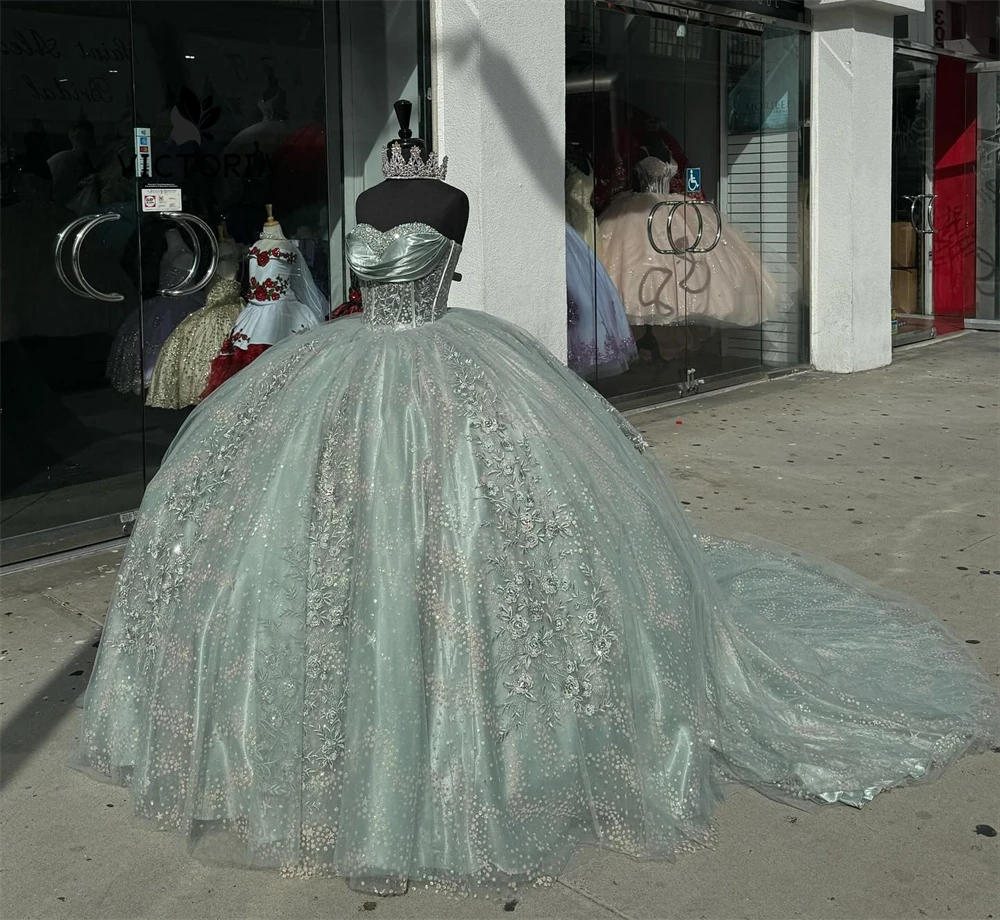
<box><xmin>445</xmin><ymin>345</ymin><xmax>620</xmax><ymax>737</ymax></box>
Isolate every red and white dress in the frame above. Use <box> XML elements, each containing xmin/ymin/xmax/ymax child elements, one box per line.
<box><xmin>203</xmin><ymin>228</ymin><xmax>326</xmax><ymax>397</ymax></box>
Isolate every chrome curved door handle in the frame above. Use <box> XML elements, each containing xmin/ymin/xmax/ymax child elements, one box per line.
<box><xmin>648</xmin><ymin>201</ymin><xmax>677</xmax><ymax>253</ymax></box>
<box><xmin>68</xmin><ymin>213</ymin><xmax>125</xmax><ymax>302</ymax></box>
<box><xmin>904</xmin><ymin>194</ymin><xmax>936</xmax><ymax>235</ymax></box>
<box><xmin>692</xmin><ymin>200</ymin><xmax>723</xmax><ymax>253</ymax></box>
<box><xmin>159</xmin><ymin>212</ymin><xmax>219</xmax><ymax>296</ymax></box>
<box><xmin>924</xmin><ymin>195</ymin><xmax>937</xmax><ymax>234</ymax></box>
<box><xmin>158</xmin><ymin>213</ymin><xmax>201</xmax><ymax>296</ymax></box>
<box><xmin>647</xmin><ymin>200</ymin><xmax>704</xmax><ymax>254</ymax></box>
<box><xmin>54</xmin><ymin>215</ymin><xmax>96</xmax><ymax>298</ymax></box>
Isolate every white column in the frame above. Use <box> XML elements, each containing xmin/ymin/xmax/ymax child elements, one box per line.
<box><xmin>807</xmin><ymin>0</ymin><xmax>925</xmax><ymax>373</ymax></box>
<box><xmin>430</xmin><ymin>0</ymin><xmax>567</xmax><ymax>359</ymax></box>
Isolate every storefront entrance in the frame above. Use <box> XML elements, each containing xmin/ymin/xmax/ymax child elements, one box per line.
<box><xmin>890</xmin><ymin>49</ymin><xmax>998</xmax><ymax>343</ymax></box>
<box><xmin>564</xmin><ymin>0</ymin><xmax>811</xmax><ymax>407</ymax></box>
<box><xmin>1</xmin><ymin>0</ymin><xmax>429</xmax><ymax>565</ymax></box>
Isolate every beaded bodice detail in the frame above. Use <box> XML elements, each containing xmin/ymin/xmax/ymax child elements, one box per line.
<box><xmin>346</xmin><ymin>222</ymin><xmax>461</xmax><ymax>329</ymax></box>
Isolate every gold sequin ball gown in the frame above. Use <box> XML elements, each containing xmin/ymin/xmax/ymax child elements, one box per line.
<box><xmin>77</xmin><ymin>218</ymin><xmax>998</xmax><ymax>894</ymax></box>
<box><xmin>145</xmin><ymin>275</ymin><xmax>244</xmax><ymax>409</ymax></box>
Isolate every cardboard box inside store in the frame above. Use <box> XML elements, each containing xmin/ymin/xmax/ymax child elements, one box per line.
<box><xmin>891</xmin><ymin>268</ymin><xmax>919</xmax><ymax>313</ymax></box>
<box><xmin>891</xmin><ymin>221</ymin><xmax>918</xmax><ymax>269</ymax></box>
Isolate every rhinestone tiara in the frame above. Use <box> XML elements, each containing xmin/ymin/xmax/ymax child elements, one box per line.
<box><xmin>382</xmin><ymin>142</ymin><xmax>448</xmax><ymax>180</ymax></box>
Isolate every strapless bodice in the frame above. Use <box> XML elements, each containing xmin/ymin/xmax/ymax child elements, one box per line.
<box><xmin>345</xmin><ymin>222</ymin><xmax>461</xmax><ymax>329</ymax></box>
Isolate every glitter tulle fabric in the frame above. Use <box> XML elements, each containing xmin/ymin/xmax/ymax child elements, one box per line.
<box><xmin>566</xmin><ymin>222</ymin><xmax>637</xmax><ymax>380</ymax></box>
<box><xmin>77</xmin><ymin>222</ymin><xmax>999</xmax><ymax>895</ymax></box>
<box><xmin>598</xmin><ymin>189</ymin><xmax>787</xmax><ymax>328</ymax></box>
<box><xmin>146</xmin><ymin>277</ymin><xmax>243</xmax><ymax>409</ymax></box>
<box><xmin>106</xmin><ymin>291</ymin><xmax>206</xmax><ymax>396</ymax></box>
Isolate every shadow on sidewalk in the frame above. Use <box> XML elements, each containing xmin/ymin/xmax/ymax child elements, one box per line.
<box><xmin>1</xmin><ymin>633</ymin><xmax>100</xmax><ymax>790</ymax></box>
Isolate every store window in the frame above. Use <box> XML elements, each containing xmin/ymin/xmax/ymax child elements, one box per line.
<box><xmin>565</xmin><ymin>2</ymin><xmax>811</xmax><ymax>406</ymax></box>
<box><xmin>976</xmin><ymin>68</ymin><xmax>999</xmax><ymax>323</ymax></box>
<box><xmin>0</xmin><ymin>0</ymin><xmax>430</xmax><ymax>563</ymax></box>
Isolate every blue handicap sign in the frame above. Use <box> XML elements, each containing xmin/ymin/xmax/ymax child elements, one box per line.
<box><xmin>685</xmin><ymin>167</ymin><xmax>702</xmax><ymax>194</ymax></box>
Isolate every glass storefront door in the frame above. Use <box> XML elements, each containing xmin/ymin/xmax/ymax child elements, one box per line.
<box><xmin>890</xmin><ymin>54</ymin><xmax>937</xmax><ymax>342</ymax></box>
<box><xmin>565</xmin><ymin>2</ymin><xmax>809</xmax><ymax>408</ymax></box>
<box><xmin>1</xmin><ymin>0</ymin><xmax>429</xmax><ymax>565</ymax></box>
<box><xmin>2</xmin><ymin>1</ymin><xmax>145</xmax><ymax>561</ymax></box>
<box><xmin>973</xmin><ymin>66</ymin><xmax>999</xmax><ymax>327</ymax></box>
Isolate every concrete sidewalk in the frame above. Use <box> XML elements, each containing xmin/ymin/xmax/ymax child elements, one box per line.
<box><xmin>2</xmin><ymin>332</ymin><xmax>998</xmax><ymax>920</ymax></box>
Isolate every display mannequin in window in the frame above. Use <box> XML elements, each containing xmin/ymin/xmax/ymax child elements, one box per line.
<box><xmin>597</xmin><ymin>154</ymin><xmax>786</xmax><ymax>344</ymax></box>
<box><xmin>202</xmin><ymin>204</ymin><xmax>326</xmax><ymax>397</ymax></box>
<box><xmin>146</xmin><ymin>227</ymin><xmax>245</xmax><ymax>409</ymax></box>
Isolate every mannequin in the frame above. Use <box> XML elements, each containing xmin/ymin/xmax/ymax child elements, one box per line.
<box><xmin>595</xmin><ymin>154</ymin><xmax>788</xmax><ymax>367</ymax></box>
<box><xmin>48</xmin><ymin>119</ymin><xmax>98</xmax><ymax>214</ymax></box>
<box><xmin>216</xmin><ymin>70</ymin><xmax>291</xmax><ymax>212</ymax></box>
<box><xmin>201</xmin><ymin>204</ymin><xmax>326</xmax><ymax>397</ymax></box>
<box><xmin>356</xmin><ymin>100</ymin><xmax>469</xmax><ymax>243</ymax></box>
<box><xmin>224</xmin><ymin>75</ymin><xmax>290</xmax><ymax>158</ymax></box>
<box><xmin>75</xmin><ymin>102</ymin><xmax>999</xmax><ymax>898</ymax></box>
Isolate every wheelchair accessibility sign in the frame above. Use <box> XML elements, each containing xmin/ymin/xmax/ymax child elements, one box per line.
<box><xmin>685</xmin><ymin>167</ymin><xmax>702</xmax><ymax>194</ymax></box>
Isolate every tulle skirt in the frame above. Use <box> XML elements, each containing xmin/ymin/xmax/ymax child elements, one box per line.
<box><xmin>201</xmin><ymin>341</ymin><xmax>271</xmax><ymax>398</ymax></box>
<box><xmin>598</xmin><ymin>192</ymin><xmax>787</xmax><ymax>328</ymax></box>
<box><xmin>146</xmin><ymin>278</ymin><xmax>243</xmax><ymax>410</ymax></box>
<box><xmin>77</xmin><ymin>309</ymin><xmax>998</xmax><ymax>894</ymax></box>
<box><xmin>106</xmin><ymin>293</ymin><xmax>205</xmax><ymax>395</ymax></box>
<box><xmin>566</xmin><ymin>223</ymin><xmax>637</xmax><ymax>380</ymax></box>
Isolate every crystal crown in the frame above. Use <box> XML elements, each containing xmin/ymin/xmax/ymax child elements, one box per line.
<box><xmin>382</xmin><ymin>142</ymin><xmax>448</xmax><ymax>181</ymax></box>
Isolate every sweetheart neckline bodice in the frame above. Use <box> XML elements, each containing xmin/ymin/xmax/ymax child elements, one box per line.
<box><xmin>345</xmin><ymin>221</ymin><xmax>462</xmax><ymax>329</ymax></box>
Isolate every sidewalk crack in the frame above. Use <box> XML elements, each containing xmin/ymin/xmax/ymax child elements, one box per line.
<box><xmin>556</xmin><ymin>878</ymin><xmax>636</xmax><ymax>920</ymax></box>
<box><xmin>41</xmin><ymin>593</ymin><xmax>105</xmax><ymax>629</ymax></box>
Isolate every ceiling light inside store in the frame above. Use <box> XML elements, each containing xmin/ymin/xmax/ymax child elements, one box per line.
<box><xmin>677</xmin><ymin>23</ymin><xmax>687</xmax><ymax>38</ymax></box>
<box><xmin>184</xmin><ymin>55</ymin><xmax>195</xmax><ymax>60</ymax></box>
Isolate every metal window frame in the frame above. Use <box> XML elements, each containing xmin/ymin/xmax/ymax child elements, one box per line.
<box><xmin>599</xmin><ymin>0</ymin><xmax>812</xmax><ymax>35</ymax></box>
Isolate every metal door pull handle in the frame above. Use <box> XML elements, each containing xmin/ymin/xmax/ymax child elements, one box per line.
<box><xmin>54</xmin><ymin>213</ymin><xmax>124</xmax><ymax>302</ymax></box>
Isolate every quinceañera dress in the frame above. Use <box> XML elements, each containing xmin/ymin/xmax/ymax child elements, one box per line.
<box><xmin>598</xmin><ymin>156</ymin><xmax>785</xmax><ymax>328</ymax></box>
<box><xmin>78</xmin><ymin>143</ymin><xmax>998</xmax><ymax>896</ymax></box>
<box><xmin>146</xmin><ymin>236</ymin><xmax>244</xmax><ymax>410</ymax></box>
<box><xmin>106</xmin><ymin>231</ymin><xmax>206</xmax><ymax>396</ymax></box>
<box><xmin>202</xmin><ymin>207</ymin><xmax>327</xmax><ymax>396</ymax></box>
<box><xmin>565</xmin><ymin>166</ymin><xmax>637</xmax><ymax>380</ymax></box>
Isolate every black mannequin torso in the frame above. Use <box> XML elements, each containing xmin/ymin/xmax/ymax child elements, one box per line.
<box><xmin>356</xmin><ymin>178</ymin><xmax>470</xmax><ymax>244</ymax></box>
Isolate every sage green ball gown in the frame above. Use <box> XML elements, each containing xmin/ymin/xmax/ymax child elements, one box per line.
<box><xmin>77</xmin><ymin>221</ymin><xmax>998</xmax><ymax>894</ymax></box>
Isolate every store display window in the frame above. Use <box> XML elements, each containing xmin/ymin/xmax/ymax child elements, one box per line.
<box><xmin>565</xmin><ymin>0</ymin><xmax>811</xmax><ymax>406</ymax></box>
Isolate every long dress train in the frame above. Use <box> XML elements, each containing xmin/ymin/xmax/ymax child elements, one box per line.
<box><xmin>77</xmin><ymin>220</ymin><xmax>998</xmax><ymax>895</ymax></box>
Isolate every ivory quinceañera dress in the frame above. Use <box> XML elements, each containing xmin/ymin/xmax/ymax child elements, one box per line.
<box><xmin>598</xmin><ymin>155</ymin><xmax>785</xmax><ymax>328</ymax></box>
<box><xmin>78</xmin><ymin>143</ymin><xmax>998</xmax><ymax>896</ymax></box>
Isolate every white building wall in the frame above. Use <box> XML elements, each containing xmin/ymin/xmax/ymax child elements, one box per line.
<box><xmin>801</xmin><ymin>0</ymin><xmax>925</xmax><ymax>373</ymax></box>
<box><xmin>430</xmin><ymin>0</ymin><xmax>929</xmax><ymax>378</ymax></box>
<box><xmin>430</xmin><ymin>0</ymin><xmax>567</xmax><ymax>359</ymax></box>
<box><xmin>808</xmin><ymin>2</ymin><xmax>896</xmax><ymax>372</ymax></box>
